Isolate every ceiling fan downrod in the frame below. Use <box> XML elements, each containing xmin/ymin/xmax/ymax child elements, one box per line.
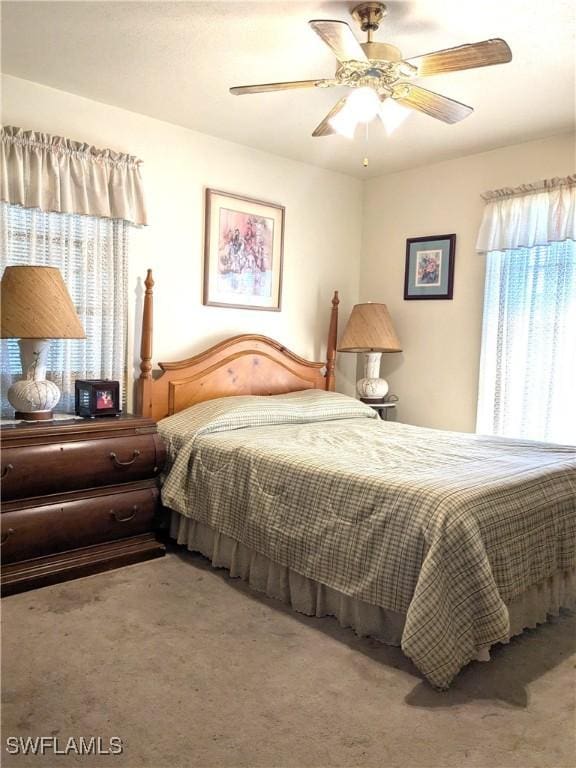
<box><xmin>352</xmin><ymin>2</ymin><xmax>387</xmax><ymax>43</ymax></box>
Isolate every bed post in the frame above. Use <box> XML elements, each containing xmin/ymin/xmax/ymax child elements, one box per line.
<box><xmin>325</xmin><ymin>290</ymin><xmax>339</xmax><ymax>391</ymax></box>
<box><xmin>136</xmin><ymin>269</ymin><xmax>154</xmax><ymax>417</ymax></box>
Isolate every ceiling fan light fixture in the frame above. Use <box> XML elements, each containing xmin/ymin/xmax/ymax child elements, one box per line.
<box><xmin>380</xmin><ymin>97</ymin><xmax>411</xmax><ymax>135</ymax></box>
<box><xmin>328</xmin><ymin>109</ymin><xmax>358</xmax><ymax>139</ymax></box>
<box><xmin>328</xmin><ymin>87</ymin><xmax>381</xmax><ymax>138</ymax></box>
<box><xmin>347</xmin><ymin>87</ymin><xmax>381</xmax><ymax>122</ymax></box>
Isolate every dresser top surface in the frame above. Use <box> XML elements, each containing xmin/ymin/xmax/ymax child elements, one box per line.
<box><xmin>1</xmin><ymin>414</ymin><xmax>157</xmax><ymax>443</ymax></box>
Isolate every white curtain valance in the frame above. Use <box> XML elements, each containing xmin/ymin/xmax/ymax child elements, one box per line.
<box><xmin>0</xmin><ymin>125</ymin><xmax>147</xmax><ymax>225</ymax></box>
<box><xmin>476</xmin><ymin>175</ymin><xmax>576</xmax><ymax>253</ymax></box>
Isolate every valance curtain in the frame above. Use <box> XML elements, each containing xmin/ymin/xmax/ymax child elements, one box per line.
<box><xmin>0</xmin><ymin>125</ymin><xmax>147</xmax><ymax>225</ymax></box>
<box><xmin>476</xmin><ymin>175</ymin><xmax>576</xmax><ymax>444</ymax></box>
<box><xmin>476</xmin><ymin>176</ymin><xmax>576</xmax><ymax>252</ymax></box>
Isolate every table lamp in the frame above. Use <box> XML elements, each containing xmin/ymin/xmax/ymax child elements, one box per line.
<box><xmin>338</xmin><ymin>302</ymin><xmax>402</xmax><ymax>399</ymax></box>
<box><xmin>1</xmin><ymin>265</ymin><xmax>85</xmax><ymax>420</ymax></box>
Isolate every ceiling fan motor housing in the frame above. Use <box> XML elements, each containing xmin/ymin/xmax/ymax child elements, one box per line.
<box><xmin>335</xmin><ymin>59</ymin><xmax>402</xmax><ymax>96</ymax></box>
<box><xmin>361</xmin><ymin>42</ymin><xmax>403</xmax><ymax>63</ymax></box>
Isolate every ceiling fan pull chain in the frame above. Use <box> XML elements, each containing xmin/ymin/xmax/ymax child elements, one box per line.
<box><xmin>363</xmin><ymin>122</ymin><xmax>369</xmax><ymax>168</ymax></box>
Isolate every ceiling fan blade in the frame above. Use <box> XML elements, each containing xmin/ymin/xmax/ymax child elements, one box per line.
<box><xmin>312</xmin><ymin>96</ymin><xmax>350</xmax><ymax>137</ymax></box>
<box><xmin>405</xmin><ymin>38</ymin><xmax>512</xmax><ymax>76</ymax></box>
<box><xmin>392</xmin><ymin>84</ymin><xmax>473</xmax><ymax>124</ymax></box>
<box><xmin>309</xmin><ymin>20</ymin><xmax>367</xmax><ymax>63</ymax></box>
<box><xmin>230</xmin><ymin>79</ymin><xmax>331</xmax><ymax>95</ymax></box>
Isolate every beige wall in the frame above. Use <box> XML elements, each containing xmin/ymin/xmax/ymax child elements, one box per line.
<box><xmin>1</xmin><ymin>75</ymin><xmax>363</xmax><ymax>404</ymax></box>
<box><xmin>361</xmin><ymin>133</ymin><xmax>575</xmax><ymax>432</ymax></box>
<box><xmin>3</xmin><ymin>76</ymin><xmax>574</xmax><ymax>427</ymax></box>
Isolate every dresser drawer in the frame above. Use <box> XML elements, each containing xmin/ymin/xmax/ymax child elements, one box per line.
<box><xmin>1</xmin><ymin>485</ymin><xmax>159</xmax><ymax>564</ymax></box>
<box><xmin>1</xmin><ymin>433</ymin><xmax>164</xmax><ymax>501</ymax></box>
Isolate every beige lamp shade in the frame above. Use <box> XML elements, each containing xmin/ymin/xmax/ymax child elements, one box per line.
<box><xmin>1</xmin><ymin>266</ymin><xmax>85</xmax><ymax>339</ymax></box>
<box><xmin>338</xmin><ymin>302</ymin><xmax>401</xmax><ymax>353</ymax></box>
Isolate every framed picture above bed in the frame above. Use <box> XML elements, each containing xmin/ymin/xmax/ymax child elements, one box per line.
<box><xmin>203</xmin><ymin>188</ymin><xmax>285</xmax><ymax>311</ymax></box>
<box><xmin>404</xmin><ymin>234</ymin><xmax>456</xmax><ymax>300</ymax></box>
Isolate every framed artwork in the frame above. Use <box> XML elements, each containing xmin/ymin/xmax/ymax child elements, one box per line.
<box><xmin>404</xmin><ymin>234</ymin><xmax>456</xmax><ymax>300</ymax></box>
<box><xmin>203</xmin><ymin>188</ymin><xmax>285</xmax><ymax>311</ymax></box>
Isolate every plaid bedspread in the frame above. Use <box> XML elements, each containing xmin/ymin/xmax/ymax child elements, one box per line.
<box><xmin>159</xmin><ymin>391</ymin><xmax>576</xmax><ymax>688</ymax></box>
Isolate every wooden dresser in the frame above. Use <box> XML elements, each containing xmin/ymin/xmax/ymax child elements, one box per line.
<box><xmin>1</xmin><ymin>415</ymin><xmax>166</xmax><ymax>596</ymax></box>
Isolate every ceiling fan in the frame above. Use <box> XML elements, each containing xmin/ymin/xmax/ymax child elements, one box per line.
<box><xmin>230</xmin><ymin>2</ymin><xmax>512</xmax><ymax>138</ymax></box>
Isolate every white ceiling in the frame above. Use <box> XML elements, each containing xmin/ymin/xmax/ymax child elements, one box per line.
<box><xmin>2</xmin><ymin>0</ymin><xmax>575</xmax><ymax>178</ymax></box>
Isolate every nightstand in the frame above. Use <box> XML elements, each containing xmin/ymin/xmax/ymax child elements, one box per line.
<box><xmin>1</xmin><ymin>415</ymin><xmax>166</xmax><ymax>596</ymax></box>
<box><xmin>360</xmin><ymin>398</ymin><xmax>398</xmax><ymax>421</ymax></box>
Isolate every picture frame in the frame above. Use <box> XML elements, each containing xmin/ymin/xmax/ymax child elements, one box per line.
<box><xmin>74</xmin><ymin>379</ymin><xmax>121</xmax><ymax>418</ymax></box>
<box><xmin>203</xmin><ymin>188</ymin><xmax>285</xmax><ymax>311</ymax></box>
<box><xmin>404</xmin><ymin>234</ymin><xmax>456</xmax><ymax>300</ymax></box>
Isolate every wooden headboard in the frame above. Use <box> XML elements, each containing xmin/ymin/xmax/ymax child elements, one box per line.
<box><xmin>135</xmin><ymin>270</ymin><xmax>339</xmax><ymax>421</ymax></box>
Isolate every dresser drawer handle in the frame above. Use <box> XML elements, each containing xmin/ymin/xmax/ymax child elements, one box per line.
<box><xmin>110</xmin><ymin>449</ymin><xmax>141</xmax><ymax>468</ymax></box>
<box><xmin>1</xmin><ymin>464</ymin><xmax>14</xmax><ymax>479</ymax></box>
<box><xmin>1</xmin><ymin>528</ymin><xmax>15</xmax><ymax>545</ymax></box>
<box><xmin>111</xmin><ymin>506</ymin><xmax>138</xmax><ymax>523</ymax></box>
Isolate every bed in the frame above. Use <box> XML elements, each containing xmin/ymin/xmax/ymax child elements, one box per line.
<box><xmin>136</xmin><ymin>270</ymin><xmax>576</xmax><ymax>689</ymax></box>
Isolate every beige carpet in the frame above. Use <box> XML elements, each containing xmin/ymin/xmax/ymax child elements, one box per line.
<box><xmin>2</xmin><ymin>549</ymin><xmax>575</xmax><ymax>768</ymax></box>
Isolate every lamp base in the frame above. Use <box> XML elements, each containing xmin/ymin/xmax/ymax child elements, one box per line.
<box><xmin>7</xmin><ymin>339</ymin><xmax>61</xmax><ymax>419</ymax></box>
<box><xmin>356</xmin><ymin>351</ymin><xmax>389</xmax><ymax>400</ymax></box>
<box><xmin>14</xmin><ymin>410</ymin><xmax>55</xmax><ymax>421</ymax></box>
<box><xmin>357</xmin><ymin>378</ymin><xmax>389</xmax><ymax>400</ymax></box>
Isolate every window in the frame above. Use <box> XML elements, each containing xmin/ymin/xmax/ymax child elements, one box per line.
<box><xmin>476</xmin><ymin>239</ymin><xmax>576</xmax><ymax>443</ymax></box>
<box><xmin>1</xmin><ymin>203</ymin><xmax>128</xmax><ymax>416</ymax></box>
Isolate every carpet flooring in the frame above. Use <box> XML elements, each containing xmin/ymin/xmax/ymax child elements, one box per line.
<box><xmin>2</xmin><ymin>549</ymin><xmax>575</xmax><ymax>768</ymax></box>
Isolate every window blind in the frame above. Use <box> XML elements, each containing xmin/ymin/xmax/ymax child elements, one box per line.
<box><xmin>1</xmin><ymin>202</ymin><xmax>128</xmax><ymax>416</ymax></box>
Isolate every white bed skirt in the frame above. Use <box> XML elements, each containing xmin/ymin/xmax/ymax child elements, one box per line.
<box><xmin>170</xmin><ymin>511</ymin><xmax>576</xmax><ymax>662</ymax></box>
